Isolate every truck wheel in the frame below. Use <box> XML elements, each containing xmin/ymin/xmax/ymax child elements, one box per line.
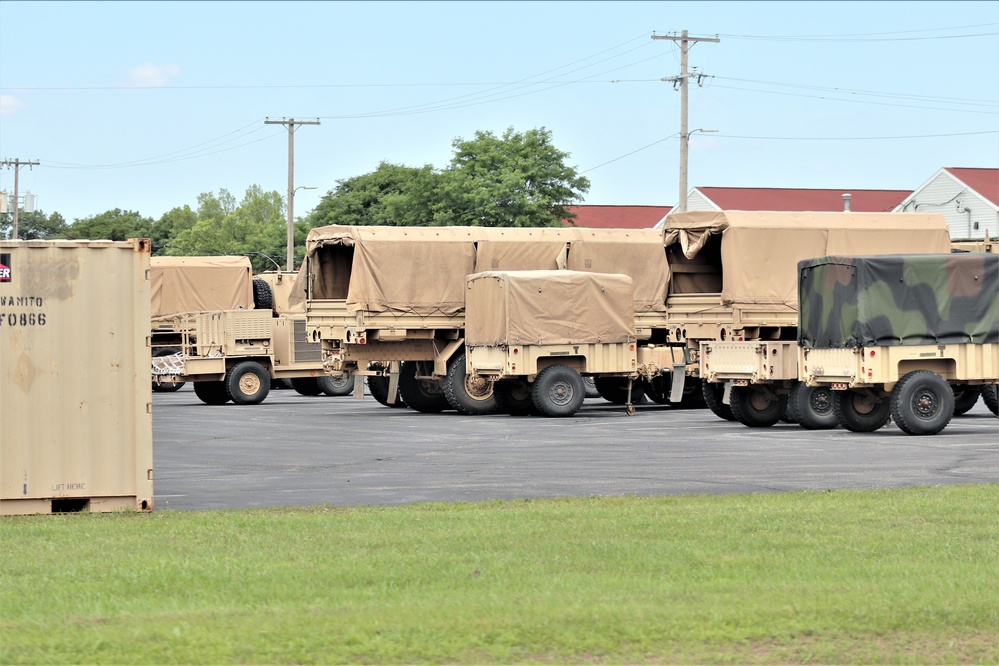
<box><xmin>789</xmin><ymin>383</ymin><xmax>838</xmax><ymax>430</ymax></box>
<box><xmin>366</xmin><ymin>376</ymin><xmax>407</xmax><ymax>408</ymax></box>
<box><xmin>151</xmin><ymin>347</ymin><xmax>186</xmax><ymax>393</ymax></box>
<box><xmin>582</xmin><ymin>376</ymin><xmax>601</xmax><ymax>399</ymax></box>
<box><xmin>833</xmin><ymin>389</ymin><xmax>890</xmax><ymax>432</ymax></box>
<box><xmin>193</xmin><ymin>381</ymin><xmax>231</xmax><ymax>405</ymax></box>
<box><xmin>642</xmin><ymin>376</ymin><xmax>670</xmax><ymax>405</ymax></box>
<box><xmin>398</xmin><ymin>361</ymin><xmax>450</xmax><ymax>413</ymax></box>
<box><xmin>729</xmin><ymin>385</ymin><xmax>787</xmax><ymax>427</ymax></box>
<box><xmin>701</xmin><ymin>381</ymin><xmax>736</xmax><ymax>421</ymax></box>
<box><xmin>951</xmin><ymin>384</ymin><xmax>981</xmax><ymax>416</ymax></box>
<box><xmin>291</xmin><ymin>377</ymin><xmax>323</xmax><ymax>396</ymax></box>
<box><xmin>982</xmin><ymin>384</ymin><xmax>998</xmax><ymax>416</ymax></box>
<box><xmin>495</xmin><ymin>379</ymin><xmax>537</xmax><ymax>416</ymax></box>
<box><xmin>891</xmin><ymin>370</ymin><xmax>954</xmax><ymax>436</ymax></box>
<box><xmin>444</xmin><ymin>353</ymin><xmax>500</xmax><ymax>415</ymax></box>
<box><xmin>226</xmin><ymin>361</ymin><xmax>271</xmax><ymax>405</ymax></box>
<box><xmin>593</xmin><ymin>377</ymin><xmax>646</xmax><ymax>405</ymax></box>
<box><xmin>532</xmin><ymin>365</ymin><xmax>585</xmax><ymax>417</ymax></box>
<box><xmin>318</xmin><ymin>374</ymin><xmax>355</xmax><ymax>397</ymax></box>
<box><xmin>252</xmin><ymin>278</ymin><xmax>274</xmax><ymax>311</ymax></box>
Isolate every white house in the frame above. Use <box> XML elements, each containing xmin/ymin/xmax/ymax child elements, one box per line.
<box><xmin>894</xmin><ymin>167</ymin><xmax>998</xmax><ymax>241</ymax></box>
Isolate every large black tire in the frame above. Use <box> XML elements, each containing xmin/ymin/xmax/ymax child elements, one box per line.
<box><xmin>494</xmin><ymin>379</ymin><xmax>537</xmax><ymax>416</ymax></box>
<box><xmin>151</xmin><ymin>347</ymin><xmax>186</xmax><ymax>393</ymax></box>
<box><xmin>983</xmin><ymin>384</ymin><xmax>999</xmax><ymax>416</ymax></box>
<box><xmin>729</xmin><ymin>385</ymin><xmax>787</xmax><ymax>428</ymax></box>
<box><xmin>291</xmin><ymin>377</ymin><xmax>323</xmax><ymax>396</ymax></box>
<box><xmin>788</xmin><ymin>382</ymin><xmax>838</xmax><ymax>430</ymax></box>
<box><xmin>834</xmin><ymin>389</ymin><xmax>891</xmax><ymax>433</ymax></box>
<box><xmin>252</xmin><ymin>278</ymin><xmax>274</xmax><ymax>311</ymax></box>
<box><xmin>366</xmin><ymin>375</ymin><xmax>406</xmax><ymax>407</ymax></box>
<box><xmin>593</xmin><ymin>377</ymin><xmax>646</xmax><ymax>405</ymax></box>
<box><xmin>891</xmin><ymin>370</ymin><xmax>955</xmax><ymax>436</ymax></box>
<box><xmin>582</xmin><ymin>376</ymin><xmax>601</xmax><ymax>399</ymax></box>
<box><xmin>444</xmin><ymin>353</ymin><xmax>500</xmax><ymax>415</ymax></box>
<box><xmin>226</xmin><ymin>361</ymin><xmax>271</xmax><ymax>405</ymax></box>
<box><xmin>532</xmin><ymin>365</ymin><xmax>586</xmax><ymax>417</ymax></box>
<box><xmin>951</xmin><ymin>384</ymin><xmax>981</xmax><ymax>416</ymax></box>
<box><xmin>193</xmin><ymin>381</ymin><xmax>231</xmax><ymax>405</ymax></box>
<box><xmin>318</xmin><ymin>374</ymin><xmax>355</xmax><ymax>397</ymax></box>
<box><xmin>398</xmin><ymin>361</ymin><xmax>450</xmax><ymax>413</ymax></box>
<box><xmin>701</xmin><ymin>381</ymin><xmax>736</xmax><ymax>421</ymax></box>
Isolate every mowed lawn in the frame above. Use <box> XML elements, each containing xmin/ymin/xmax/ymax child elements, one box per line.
<box><xmin>1</xmin><ymin>484</ymin><xmax>996</xmax><ymax>664</ymax></box>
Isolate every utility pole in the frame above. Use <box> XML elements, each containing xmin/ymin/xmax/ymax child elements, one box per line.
<box><xmin>264</xmin><ymin>118</ymin><xmax>320</xmax><ymax>271</ymax></box>
<box><xmin>652</xmin><ymin>31</ymin><xmax>719</xmax><ymax>213</ymax></box>
<box><xmin>1</xmin><ymin>158</ymin><xmax>40</xmax><ymax>239</ymax></box>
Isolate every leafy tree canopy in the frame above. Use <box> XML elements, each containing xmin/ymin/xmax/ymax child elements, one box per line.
<box><xmin>307</xmin><ymin>127</ymin><xmax>589</xmax><ymax>228</ymax></box>
<box><xmin>1</xmin><ymin>210</ymin><xmax>68</xmax><ymax>240</ymax></box>
<box><xmin>67</xmin><ymin>209</ymin><xmax>153</xmax><ymax>241</ymax></box>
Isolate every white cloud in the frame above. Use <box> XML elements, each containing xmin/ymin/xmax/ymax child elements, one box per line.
<box><xmin>127</xmin><ymin>62</ymin><xmax>181</xmax><ymax>87</ymax></box>
<box><xmin>0</xmin><ymin>95</ymin><xmax>24</xmax><ymax>116</ymax></box>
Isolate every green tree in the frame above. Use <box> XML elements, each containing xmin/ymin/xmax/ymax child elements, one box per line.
<box><xmin>434</xmin><ymin>127</ymin><xmax>589</xmax><ymax>227</ymax></box>
<box><xmin>307</xmin><ymin>162</ymin><xmax>440</xmax><ymax>228</ymax></box>
<box><xmin>168</xmin><ymin>186</ymin><xmax>286</xmax><ymax>272</ymax></box>
<box><xmin>1</xmin><ymin>210</ymin><xmax>68</xmax><ymax>240</ymax></box>
<box><xmin>67</xmin><ymin>209</ymin><xmax>153</xmax><ymax>241</ymax></box>
<box><xmin>151</xmin><ymin>205</ymin><xmax>198</xmax><ymax>255</ymax></box>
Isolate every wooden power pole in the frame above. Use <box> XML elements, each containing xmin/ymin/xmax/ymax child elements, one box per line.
<box><xmin>264</xmin><ymin>118</ymin><xmax>320</xmax><ymax>270</ymax></box>
<box><xmin>1</xmin><ymin>158</ymin><xmax>40</xmax><ymax>239</ymax></box>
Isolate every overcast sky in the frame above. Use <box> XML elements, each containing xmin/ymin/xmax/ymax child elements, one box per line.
<box><xmin>1</xmin><ymin>1</ymin><xmax>996</xmax><ymax>224</ymax></box>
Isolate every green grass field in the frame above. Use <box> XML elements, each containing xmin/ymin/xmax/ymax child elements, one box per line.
<box><xmin>1</xmin><ymin>484</ymin><xmax>996</xmax><ymax>664</ymax></box>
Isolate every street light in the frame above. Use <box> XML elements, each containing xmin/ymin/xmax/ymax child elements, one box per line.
<box><xmin>287</xmin><ymin>185</ymin><xmax>317</xmax><ymax>271</ymax></box>
<box><xmin>678</xmin><ymin>128</ymin><xmax>717</xmax><ymax>214</ymax></box>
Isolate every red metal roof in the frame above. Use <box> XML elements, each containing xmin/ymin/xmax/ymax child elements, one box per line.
<box><xmin>561</xmin><ymin>205</ymin><xmax>672</xmax><ymax>229</ymax></box>
<box><xmin>695</xmin><ymin>187</ymin><xmax>912</xmax><ymax>212</ymax></box>
<box><xmin>944</xmin><ymin>167</ymin><xmax>999</xmax><ymax>207</ymax></box>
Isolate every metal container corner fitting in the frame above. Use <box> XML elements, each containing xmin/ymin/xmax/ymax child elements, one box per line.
<box><xmin>0</xmin><ymin>238</ymin><xmax>154</xmax><ymax>515</ymax></box>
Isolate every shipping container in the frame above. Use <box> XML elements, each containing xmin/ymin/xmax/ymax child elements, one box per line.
<box><xmin>1</xmin><ymin>239</ymin><xmax>153</xmax><ymax>514</ymax></box>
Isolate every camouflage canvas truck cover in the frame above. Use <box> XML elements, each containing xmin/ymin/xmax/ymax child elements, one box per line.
<box><xmin>661</xmin><ymin>210</ymin><xmax>952</xmax><ymax>426</ymax></box>
<box><xmin>459</xmin><ymin>270</ymin><xmax>638</xmax><ymax>417</ymax></box>
<box><xmin>797</xmin><ymin>253</ymin><xmax>999</xmax><ymax>435</ymax></box>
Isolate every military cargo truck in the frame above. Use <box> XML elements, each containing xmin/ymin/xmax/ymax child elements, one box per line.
<box><xmin>797</xmin><ymin>253</ymin><xmax>998</xmax><ymax>435</ymax></box>
<box><xmin>458</xmin><ymin>270</ymin><xmax>640</xmax><ymax>417</ymax></box>
<box><xmin>659</xmin><ymin>211</ymin><xmax>953</xmax><ymax>427</ymax></box>
<box><xmin>300</xmin><ymin>225</ymin><xmax>671</xmax><ymax>413</ymax></box>
<box><xmin>150</xmin><ymin>257</ymin><xmax>351</xmax><ymax>405</ymax></box>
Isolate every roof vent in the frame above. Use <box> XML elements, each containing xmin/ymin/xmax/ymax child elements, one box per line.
<box><xmin>842</xmin><ymin>193</ymin><xmax>852</xmax><ymax>212</ymax></box>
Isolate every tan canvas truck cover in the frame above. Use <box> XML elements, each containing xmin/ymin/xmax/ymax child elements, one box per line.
<box><xmin>663</xmin><ymin>211</ymin><xmax>952</xmax><ymax>308</ymax></box>
<box><xmin>150</xmin><ymin>255</ymin><xmax>254</xmax><ymax>317</ymax></box>
<box><xmin>302</xmin><ymin>225</ymin><xmax>479</xmax><ymax>315</ymax></box>
<box><xmin>472</xmin><ymin>226</ymin><xmax>575</xmax><ymax>272</ymax></box>
<box><xmin>466</xmin><ymin>270</ymin><xmax>636</xmax><ymax>347</ymax></box>
<box><xmin>565</xmin><ymin>228</ymin><xmax>669</xmax><ymax>312</ymax></box>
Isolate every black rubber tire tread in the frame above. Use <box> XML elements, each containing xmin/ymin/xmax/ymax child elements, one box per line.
<box><xmin>729</xmin><ymin>385</ymin><xmax>787</xmax><ymax>428</ymax></box>
<box><xmin>226</xmin><ymin>361</ymin><xmax>271</xmax><ymax>405</ymax></box>
<box><xmin>531</xmin><ymin>365</ymin><xmax>586</xmax><ymax>417</ymax></box>
<box><xmin>982</xmin><ymin>384</ymin><xmax>999</xmax><ymax>416</ymax></box>
<box><xmin>495</xmin><ymin>380</ymin><xmax>537</xmax><ymax>416</ymax></box>
<box><xmin>582</xmin><ymin>376</ymin><xmax>601</xmax><ymax>399</ymax></box>
<box><xmin>833</xmin><ymin>389</ymin><xmax>891</xmax><ymax>433</ymax></box>
<box><xmin>444</xmin><ymin>353</ymin><xmax>500</xmax><ymax>415</ymax></box>
<box><xmin>951</xmin><ymin>384</ymin><xmax>981</xmax><ymax>416</ymax></box>
<box><xmin>890</xmin><ymin>370</ymin><xmax>955</xmax><ymax>436</ymax></box>
<box><xmin>252</xmin><ymin>278</ymin><xmax>274</xmax><ymax>311</ymax></box>
<box><xmin>193</xmin><ymin>380</ymin><xmax>231</xmax><ymax>405</ymax></box>
<box><xmin>593</xmin><ymin>376</ymin><xmax>646</xmax><ymax>405</ymax></box>
<box><xmin>398</xmin><ymin>361</ymin><xmax>450</xmax><ymax>413</ymax></box>
<box><xmin>151</xmin><ymin>346</ymin><xmax>186</xmax><ymax>393</ymax></box>
<box><xmin>317</xmin><ymin>374</ymin><xmax>355</xmax><ymax>397</ymax></box>
<box><xmin>788</xmin><ymin>383</ymin><xmax>838</xmax><ymax>430</ymax></box>
<box><xmin>643</xmin><ymin>376</ymin><xmax>671</xmax><ymax>405</ymax></box>
<box><xmin>291</xmin><ymin>377</ymin><xmax>323</xmax><ymax>396</ymax></box>
<box><xmin>366</xmin><ymin>375</ymin><xmax>407</xmax><ymax>407</ymax></box>
<box><xmin>701</xmin><ymin>380</ymin><xmax>736</xmax><ymax>421</ymax></box>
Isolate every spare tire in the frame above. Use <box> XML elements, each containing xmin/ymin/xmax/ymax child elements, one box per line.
<box><xmin>252</xmin><ymin>278</ymin><xmax>274</xmax><ymax>311</ymax></box>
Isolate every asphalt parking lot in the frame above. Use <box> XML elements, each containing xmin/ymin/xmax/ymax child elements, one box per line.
<box><xmin>151</xmin><ymin>386</ymin><xmax>999</xmax><ymax>511</ymax></box>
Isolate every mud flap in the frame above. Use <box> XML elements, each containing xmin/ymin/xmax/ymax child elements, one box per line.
<box><xmin>668</xmin><ymin>346</ymin><xmax>691</xmax><ymax>403</ymax></box>
<box><xmin>387</xmin><ymin>361</ymin><xmax>401</xmax><ymax>404</ymax></box>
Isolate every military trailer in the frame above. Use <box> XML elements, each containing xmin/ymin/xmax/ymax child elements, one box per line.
<box><xmin>458</xmin><ymin>270</ymin><xmax>640</xmax><ymax>417</ymax></box>
<box><xmin>150</xmin><ymin>257</ymin><xmax>348</xmax><ymax>405</ymax></box>
<box><xmin>300</xmin><ymin>225</ymin><xmax>671</xmax><ymax>413</ymax></box>
<box><xmin>659</xmin><ymin>211</ymin><xmax>953</xmax><ymax>427</ymax></box>
<box><xmin>797</xmin><ymin>253</ymin><xmax>999</xmax><ymax>435</ymax></box>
